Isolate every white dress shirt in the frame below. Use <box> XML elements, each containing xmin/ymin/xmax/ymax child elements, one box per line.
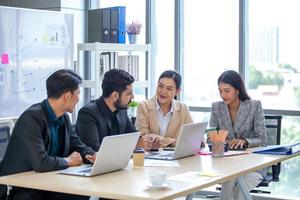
<box><xmin>155</xmin><ymin>99</ymin><xmax>175</xmax><ymax>136</ymax></box>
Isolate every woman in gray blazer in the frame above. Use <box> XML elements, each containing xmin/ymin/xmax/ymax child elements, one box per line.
<box><xmin>209</xmin><ymin>70</ymin><xmax>267</xmax><ymax>200</ymax></box>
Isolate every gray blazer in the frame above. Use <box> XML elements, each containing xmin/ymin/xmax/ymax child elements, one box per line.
<box><xmin>210</xmin><ymin>99</ymin><xmax>267</xmax><ymax>148</ymax></box>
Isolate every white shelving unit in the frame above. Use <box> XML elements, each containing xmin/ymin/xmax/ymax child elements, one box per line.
<box><xmin>76</xmin><ymin>42</ymin><xmax>151</xmax><ymax>100</ymax></box>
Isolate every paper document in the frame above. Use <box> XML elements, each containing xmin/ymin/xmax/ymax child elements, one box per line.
<box><xmin>198</xmin><ymin>151</ymin><xmax>249</xmax><ymax>157</ymax></box>
<box><xmin>129</xmin><ymin>159</ymin><xmax>180</xmax><ymax>167</ymax></box>
<box><xmin>167</xmin><ymin>171</ymin><xmax>220</xmax><ymax>182</ymax></box>
<box><xmin>144</xmin><ymin>159</ymin><xmax>179</xmax><ymax>167</ymax></box>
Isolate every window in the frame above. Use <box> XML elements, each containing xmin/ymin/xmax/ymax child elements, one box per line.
<box><xmin>248</xmin><ymin>0</ymin><xmax>300</xmax><ymax>111</ymax></box>
<box><xmin>247</xmin><ymin>2</ymin><xmax>300</xmax><ymax>195</ymax></box>
<box><xmin>182</xmin><ymin>0</ymin><xmax>239</xmax><ymax>107</ymax></box>
<box><xmin>269</xmin><ymin>116</ymin><xmax>300</xmax><ymax>196</ymax></box>
<box><xmin>151</xmin><ymin>0</ymin><xmax>175</xmax><ymax>89</ymax></box>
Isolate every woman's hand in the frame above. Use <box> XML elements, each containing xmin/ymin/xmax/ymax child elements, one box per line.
<box><xmin>229</xmin><ymin>138</ymin><xmax>248</xmax><ymax>149</ymax></box>
<box><xmin>142</xmin><ymin>134</ymin><xmax>162</xmax><ymax>150</ymax></box>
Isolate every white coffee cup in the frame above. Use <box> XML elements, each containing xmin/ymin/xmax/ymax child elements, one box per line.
<box><xmin>146</xmin><ymin>171</ymin><xmax>167</xmax><ymax>187</ymax></box>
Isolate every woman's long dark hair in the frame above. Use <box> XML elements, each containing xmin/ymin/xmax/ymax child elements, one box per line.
<box><xmin>158</xmin><ymin>70</ymin><xmax>182</xmax><ymax>100</ymax></box>
<box><xmin>218</xmin><ymin>70</ymin><xmax>250</xmax><ymax>101</ymax></box>
<box><xmin>158</xmin><ymin>70</ymin><xmax>182</xmax><ymax>89</ymax></box>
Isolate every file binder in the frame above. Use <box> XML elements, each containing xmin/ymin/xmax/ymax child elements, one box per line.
<box><xmin>88</xmin><ymin>8</ymin><xmax>111</xmax><ymax>43</ymax></box>
<box><xmin>110</xmin><ymin>6</ymin><xmax>126</xmax><ymax>43</ymax></box>
<box><xmin>253</xmin><ymin>142</ymin><xmax>300</xmax><ymax>155</ymax></box>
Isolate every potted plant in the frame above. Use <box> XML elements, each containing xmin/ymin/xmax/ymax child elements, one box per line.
<box><xmin>128</xmin><ymin>100</ymin><xmax>139</xmax><ymax>124</ymax></box>
<box><xmin>126</xmin><ymin>20</ymin><xmax>142</xmax><ymax>44</ymax></box>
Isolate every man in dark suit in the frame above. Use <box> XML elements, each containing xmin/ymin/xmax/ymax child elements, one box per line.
<box><xmin>76</xmin><ymin>69</ymin><xmax>137</xmax><ymax>151</ymax></box>
<box><xmin>0</xmin><ymin>69</ymin><xmax>96</xmax><ymax>200</ymax></box>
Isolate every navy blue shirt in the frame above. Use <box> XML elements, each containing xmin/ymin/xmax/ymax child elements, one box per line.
<box><xmin>42</xmin><ymin>99</ymin><xmax>65</xmax><ymax>156</ymax></box>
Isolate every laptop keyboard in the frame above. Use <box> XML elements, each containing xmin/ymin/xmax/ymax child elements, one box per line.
<box><xmin>161</xmin><ymin>153</ymin><xmax>173</xmax><ymax>157</ymax></box>
<box><xmin>149</xmin><ymin>152</ymin><xmax>160</xmax><ymax>155</ymax></box>
<box><xmin>148</xmin><ymin>152</ymin><xmax>173</xmax><ymax>157</ymax></box>
<box><xmin>78</xmin><ymin>167</ymin><xmax>92</xmax><ymax>174</ymax></box>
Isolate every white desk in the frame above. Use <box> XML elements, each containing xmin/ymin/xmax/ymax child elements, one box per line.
<box><xmin>0</xmin><ymin>152</ymin><xmax>299</xmax><ymax>200</ymax></box>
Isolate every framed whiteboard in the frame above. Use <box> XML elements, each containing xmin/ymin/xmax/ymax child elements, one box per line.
<box><xmin>0</xmin><ymin>6</ymin><xmax>73</xmax><ymax>118</ymax></box>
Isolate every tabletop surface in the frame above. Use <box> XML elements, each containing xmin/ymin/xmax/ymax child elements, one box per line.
<box><xmin>0</xmin><ymin>151</ymin><xmax>299</xmax><ymax>200</ymax></box>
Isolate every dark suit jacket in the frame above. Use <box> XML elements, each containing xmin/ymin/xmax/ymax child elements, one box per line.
<box><xmin>76</xmin><ymin>96</ymin><xmax>137</xmax><ymax>151</ymax></box>
<box><xmin>0</xmin><ymin>101</ymin><xmax>95</xmax><ymax>197</ymax></box>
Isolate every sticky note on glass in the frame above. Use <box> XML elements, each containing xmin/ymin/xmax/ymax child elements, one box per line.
<box><xmin>1</xmin><ymin>53</ymin><xmax>9</xmax><ymax>64</ymax></box>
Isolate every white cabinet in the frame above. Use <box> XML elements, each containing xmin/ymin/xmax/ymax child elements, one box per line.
<box><xmin>76</xmin><ymin>42</ymin><xmax>151</xmax><ymax>99</ymax></box>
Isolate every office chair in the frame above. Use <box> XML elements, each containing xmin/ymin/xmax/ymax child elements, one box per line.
<box><xmin>251</xmin><ymin>115</ymin><xmax>282</xmax><ymax>194</ymax></box>
<box><xmin>0</xmin><ymin>125</ymin><xmax>10</xmax><ymax>161</ymax></box>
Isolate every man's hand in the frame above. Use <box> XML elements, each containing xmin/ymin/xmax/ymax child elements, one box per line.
<box><xmin>85</xmin><ymin>153</ymin><xmax>97</xmax><ymax>163</ymax></box>
<box><xmin>65</xmin><ymin>151</ymin><xmax>83</xmax><ymax>167</ymax></box>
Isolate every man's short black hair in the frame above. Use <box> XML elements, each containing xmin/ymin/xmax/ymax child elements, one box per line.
<box><xmin>102</xmin><ymin>69</ymin><xmax>134</xmax><ymax>98</ymax></box>
<box><xmin>46</xmin><ymin>69</ymin><xmax>82</xmax><ymax>99</ymax></box>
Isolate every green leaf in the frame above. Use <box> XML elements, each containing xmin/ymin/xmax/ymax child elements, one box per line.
<box><xmin>128</xmin><ymin>101</ymin><xmax>139</xmax><ymax>107</ymax></box>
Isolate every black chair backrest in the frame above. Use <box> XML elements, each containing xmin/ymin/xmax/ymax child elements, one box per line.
<box><xmin>0</xmin><ymin>126</ymin><xmax>10</xmax><ymax>161</ymax></box>
<box><xmin>265</xmin><ymin>115</ymin><xmax>282</xmax><ymax>146</ymax></box>
<box><xmin>259</xmin><ymin>115</ymin><xmax>282</xmax><ymax>187</ymax></box>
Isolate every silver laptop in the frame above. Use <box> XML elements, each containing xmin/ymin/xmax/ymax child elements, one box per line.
<box><xmin>59</xmin><ymin>132</ymin><xmax>140</xmax><ymax>177</ymax></box>
<box><xmin>145</xmin><ymin>122</ymin><xmax>207</xmax><ymax>160</ymax></box>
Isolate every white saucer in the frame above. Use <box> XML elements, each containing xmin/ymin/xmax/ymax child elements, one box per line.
<box><xmin>147</xmin><ymin>182</ymin><xmax>169</xmax><ymax>190</ymax></box>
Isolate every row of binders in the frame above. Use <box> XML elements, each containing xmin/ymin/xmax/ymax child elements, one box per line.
<box><xmin>100</xmin><ymin>52</ymin><xmax>139</xmax><ymax>81</ymax></box>
<box><xmin>88</xmin><ymin>7</ymin><xmax>126</xmax><ymax>43</ymax></box>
